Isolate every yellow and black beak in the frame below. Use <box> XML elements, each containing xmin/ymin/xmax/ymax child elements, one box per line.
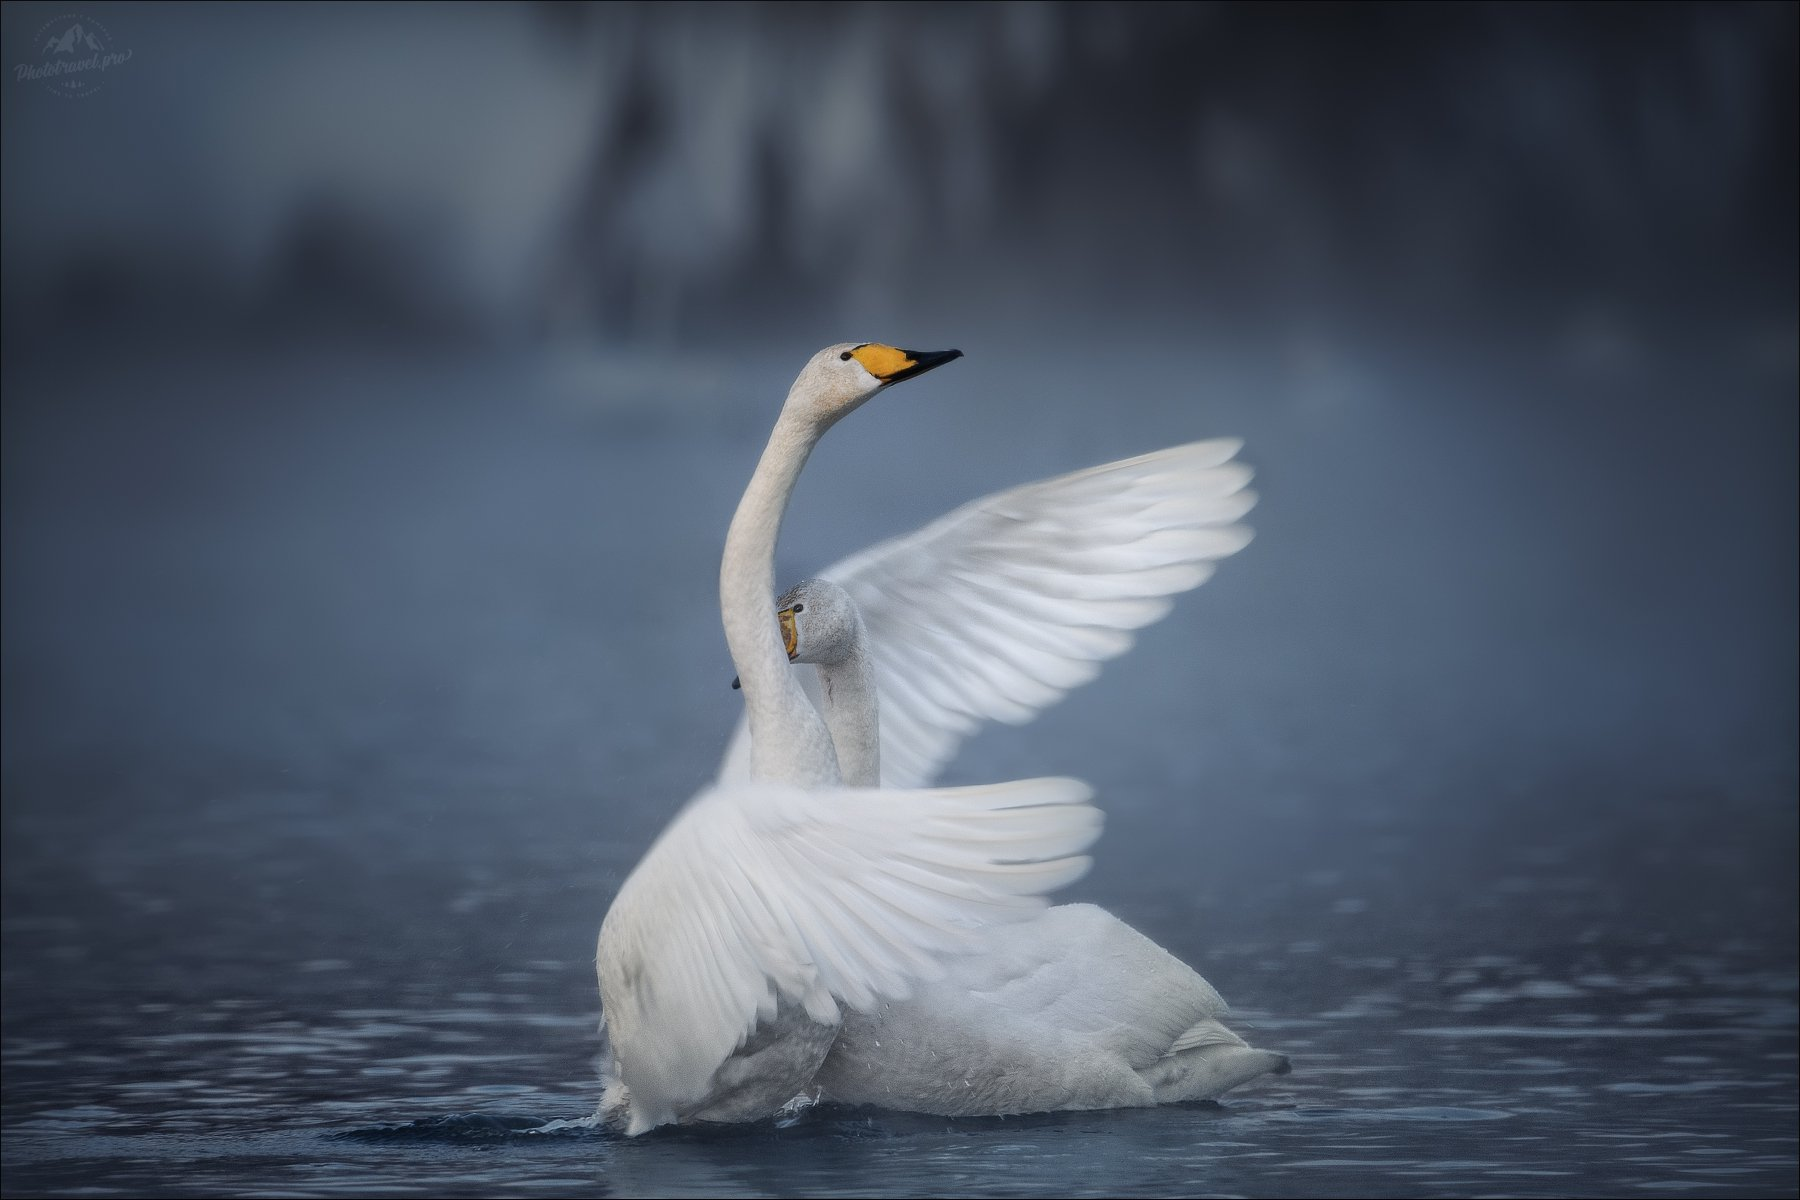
<box><xmin>778</xmin><ymin>606</ymin><xmax>798</xmax><ymax>661</ymax></box>
<box><xmin>851</xmin><ymin>344</ymin><xmax>963</xmax><ymax>385</ymax></box>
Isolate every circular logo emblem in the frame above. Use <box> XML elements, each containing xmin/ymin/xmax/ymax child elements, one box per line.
<box><xmin>18</xmin><ymin>13</ymin><xmax>132</xmax><ymax>98</ymax></box>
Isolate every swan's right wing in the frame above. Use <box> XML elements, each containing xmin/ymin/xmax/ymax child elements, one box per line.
<box><xmin>827</xmin><ymin>439</ymin><xmax>1256</xmax><ymax>787</ymax></box>
<box><xmin>595</xmin><ymin>774</ymin><xmax>1100</xmax><ymax>1134</ymax></box>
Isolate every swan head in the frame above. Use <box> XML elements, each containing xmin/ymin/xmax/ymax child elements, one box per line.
<box><xmin>729</xmin><ymin>577</ymin><xmax>862</xmax><ymax>688</ymax></box>
<box><xmin>775</xmin><ymin>578</ymin><xmax>863</xmax><ymax>667</ymax></box>
<box><xmin>785</xmin><ymin>343</ymin><xmax>962</xmax><ymax>429</ymax></box>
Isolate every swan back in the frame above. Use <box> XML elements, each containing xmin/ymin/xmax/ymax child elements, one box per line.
<box><xmin>817</xmin><ymin>903</ymin><xmax>1285</xmax><ymax>1116</ymax></box>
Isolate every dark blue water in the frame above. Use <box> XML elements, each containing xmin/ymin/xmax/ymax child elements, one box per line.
<box><xmin>4</xmin><ymin>333</ymin><xmax>1795</xmax><ymax>1196</ymax></box>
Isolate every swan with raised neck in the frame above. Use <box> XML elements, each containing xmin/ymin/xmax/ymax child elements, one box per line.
<box><xmin>719</xmin><ymin>344</ymin><xmax>959</xmax><ymax>787</ymax></box>
<box><xmin>774</xmin><ymin>578</ymin><xmax>881</xmax><ymax>787</ymax></box>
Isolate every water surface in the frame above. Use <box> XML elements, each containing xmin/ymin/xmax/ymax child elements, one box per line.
<box><xmin>4</xmin><ymin>336</ymin><xmax>1794</xmax><ymax>1196</ymax></box>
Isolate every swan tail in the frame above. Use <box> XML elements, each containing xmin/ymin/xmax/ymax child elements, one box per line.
<box><xmin>1139</xmin><ymin>1037</ymin><xmax>1290</xmax><ymax>1104</ymax></box>
<box><xmin>1165</xmin><ymin>1015</ymin><xmax>1248</xmax><ymax>1055</ymax></box>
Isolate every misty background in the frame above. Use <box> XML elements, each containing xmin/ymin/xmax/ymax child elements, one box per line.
<box><xmin>2</xmin><ymin>3</ymin><xmax>1795</xmax><ymax>1196</ymax></box>
<box><xmin>4</xmin><ymin>3</ymin><xmax>1793</xmax><ymax>343</ymax></box>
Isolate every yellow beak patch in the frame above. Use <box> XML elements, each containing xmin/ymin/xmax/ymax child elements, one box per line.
<box><xmin>778</xmin><ymin>607</ymin><xmax>797</xmax><ymax>660</ymax></box>
<box><xmin>851</xmin><ymin>343</ymin><xmax>917</xmax><ymax>381</ymax></box>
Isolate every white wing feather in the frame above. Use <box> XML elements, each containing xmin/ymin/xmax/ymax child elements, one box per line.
<box><xmin>716</xmin><ymin>439</ymin><xmax>1256</xmax><ymax>788</ymax></box>
<box><xmin>596</xmin><ymin>774</ymin><xmax>1100</xmax><ymax>1131</ymax></box>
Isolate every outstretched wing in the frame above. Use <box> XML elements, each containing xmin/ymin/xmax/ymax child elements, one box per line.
<box><xmin>596</xmin><ymin>774</ymin><xmax>1100</xmax><ymax>1133</ymax></box>
<box><xmin>716</xmin><ymin>440</ymin><xmax>1255</xmax><ymax>788</ymax></box>
<box><xmin>847</xmin><ymin>439</ymin><xmax>1258</xmax><ymax>785</ymax></box>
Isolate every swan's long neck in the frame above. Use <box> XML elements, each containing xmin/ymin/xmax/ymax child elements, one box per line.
<box><xmin>812</xmin><ymin>623</ymin><xmax>881</xmax><ymax>787</ymax></box>
<box><xmin>720</xmin><ymin>406</ymin><xmax>841</xmax><ymax>787</ymax></box>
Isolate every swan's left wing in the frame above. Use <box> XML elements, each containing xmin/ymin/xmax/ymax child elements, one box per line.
<box><xmin>828</xmin><ymin>439</ymin><xmax>1255</xmax><ymax>787</ymax></box>
<box><xmin>714</xmin><ymin>439</ymin><xmax>1255</xmax><ymax>789</ymax></box>
<box><xmin>595</xmin><ymin>774</ymin><xmax>1100</xmax><ymax>1133</ymax></box>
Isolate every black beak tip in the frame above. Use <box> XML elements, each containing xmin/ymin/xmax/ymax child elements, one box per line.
<box><xmin>885</xmin><ymin>347</ymin><xmax>963</xmax><ymax>384</ymax></box>
<box><xmin>730</xmin><ymin>676</ymin><xmax>741</xmax><ymax>690</ymax></box>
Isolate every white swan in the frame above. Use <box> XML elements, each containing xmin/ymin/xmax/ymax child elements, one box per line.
<box><xmin>769</xmin><ymin>578</ymin><xmax>1289</xmax><ymax>1116</ymax></box>
<box><xmin>717</xmin><ymin>438</ymin><xmax>1259</xmax><ymax>789</ymax></box>
<box><xmin>593</xmin><ymin>344</ymin><xmax>1106</xmax><ymax>1136</ymax></box>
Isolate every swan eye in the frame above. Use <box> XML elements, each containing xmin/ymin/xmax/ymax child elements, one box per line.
<box><xmin>838</xmin><ymin>351</ymin><xmax>852</xmax><ymax>361</ymax></box>
<box><xmin>792</xmin><ymin>604</ymin><xmax>804</xmax><ymax>613</ymax></box>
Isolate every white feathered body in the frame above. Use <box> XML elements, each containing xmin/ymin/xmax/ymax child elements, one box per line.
<box><xmin>594</xmin><ymin>775</ymin><xmax>1101</xmax><ymax>1134</ymax></box>
<box><xmin>818</xmin><ymin>904</ymin><xmax>1285</xmax><ymax>1115</ymax></box>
